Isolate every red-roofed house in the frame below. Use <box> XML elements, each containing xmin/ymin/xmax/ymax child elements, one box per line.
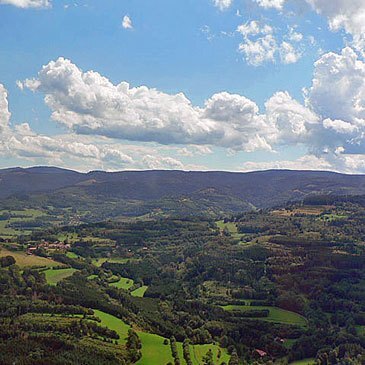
<box><xmin>254</xmin><ymin>349</ymin><xmax>268</xmax><ymax>358</ymax></box>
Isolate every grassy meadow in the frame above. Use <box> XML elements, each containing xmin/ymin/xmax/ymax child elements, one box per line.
<box><xmin>92</xmin><ymin>257</ymin><xmax>137</xmax><ymax>267</ymax></box>
<box><xmin>0</xmin><ymin>209</ymin><xmax>46</xmax><ymax>237</ymax></box>
<box><xmin>93</xmin><ymin>310</ymin><xmax>230</xmax><ymax>365</ymax></box>
<box><xmin>216</xmin><ymin>220</ymin><xmax>245</xmax><ymax>240</ymax></box>
<box><xmin>44</xmin><ymin>268</ymin><xmax>77</xmax><ymax>285</ymax></box>
<box><xmin>131</xmin><ymin>285</ymin><xmax>148</xmax><ymax>297</ymax></box>
<box><xmin>221</xmin><ymin>305</ymin><xmax>307</xmax><ymax>326</ymax></box>
<box><xmin>110</xmin><ymin>277</ymin><xmax>135</xmax><ymax>290</ymax></box>
<box><xmin>0</xmin><ymin>247</ymin><xmax>59</xmax><ymax>268</ymax></box>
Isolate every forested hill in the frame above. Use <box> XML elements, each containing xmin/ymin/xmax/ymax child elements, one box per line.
<box><xmin>1</xmin><ymin>167</ymin><xmax>365</xmax><ymax>214</ymax></box>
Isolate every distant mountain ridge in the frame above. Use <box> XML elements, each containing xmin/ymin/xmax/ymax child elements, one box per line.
<box><xmin>1</xmin><ymin>167</ymin><xmax>365</xmax><ymax>214</ymax></box>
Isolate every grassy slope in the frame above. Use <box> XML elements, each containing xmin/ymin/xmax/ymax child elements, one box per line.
<box><xmin>93</xmin><ymin>310</ymin><xmax>230</xmax><ymax>365</ymax></box>
<box><xmin>0</xmin><ymin>248</ymin><xmax>59</xmax><ymax>268</ymax></box>
<box><xmin>131</xmin><ymin>286</ymin><xmax>148</xmax><ymax>297</ymax></box>
<box><xmin>216</xmin><ymin>220</ymin><xmax>245</xmax><ymax>240</ymax></box>
<box><xmin>222</xmin><ymin>305</ymin><xmax>307</xmax><ymax>326</ymax></box>
<box><xmin>92</xmin><ymin>257</ymin><xmax>136</xmax><ymax>267</ymax></box>
<box><xmin>0</xmin><ymin>209</ymin><xmax>45</xmax><ymax>237</ymax></box>
<box><xmin>44</xmin><ymin>268</ymin><xmax>77</xmax><ymax>285</ymax></box>
<box><xmin>110</xmin><ymin>277</ymin><xmax>134</xmax><ymax>290</ymax></box>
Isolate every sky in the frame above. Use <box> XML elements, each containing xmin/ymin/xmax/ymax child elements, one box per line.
<box><xmin>0</xmin><ymin>0</ymin><xmax>365</xmax><ymax>173</ymax></box>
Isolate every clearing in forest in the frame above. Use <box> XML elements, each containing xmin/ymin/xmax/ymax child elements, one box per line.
<box><xmin>221</xmin><ymin>305</ymin><xmax>307</xmax><ymax>326</ymax></box>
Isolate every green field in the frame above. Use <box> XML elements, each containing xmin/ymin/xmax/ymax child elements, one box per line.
<box><xmin>93</xmin><ymin>310</ymin><xmax>230</xmax><ymax>365</ymax></box>
<box><xmin>221</xmin><ymin>305</ymin><xmax>307</xmax><ymax>326</ymax></box>
<box><xmin>57</xmin><ymin>232</ymin><xmax>79</xmax><ymax>242</ymax></box>
<box><xmin>87</xmin><ymin>274</ymin><xmax>99</xmax><ymax>280</ymax></box>
<box><xmin>0</xmin><ymin>248</ymin><xmax>60</xmax><ymax>268</ymax></box>
<box><xmin>131</xmin><ymin>285</ymin><xmax>148</xmax><ymax>297</ymax></box>
<box><xmin>320</xmin><ymin>213</ymin><xmax>348</xmax><ymax>222</ymax></box>
<box><xmin>110</xmin><ymin>277</ymin><xmax>134</xmax><ymax>290</ymax></box>
<box><xmin>92</xmin><ymin>257</ymin><xmax>136</xmax><ymax>267</ymax></box>
<box><xmin>0</xmin><ymin>209</ymin><xmax>46</xmax><ymax>237</ymax></box>
<box><xmin>216</xmin><ymin>220</ymin><xmax>245</xmax><ymax>240</ymax></box>
<box><xmin>44</xmin><ymin>268</ymin><xmax>77</xmax><ymax>285</ymax></box>
<box><xmin>66</xmin><ymin>251</ymin><xmax>79</xmax><ymax>259</ymax></box>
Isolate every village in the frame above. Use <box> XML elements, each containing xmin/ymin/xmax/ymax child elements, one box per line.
<box><xmin>27</xmin><ymin>240</ymin><xmax>71</xmax><ymax>256</ymax></box>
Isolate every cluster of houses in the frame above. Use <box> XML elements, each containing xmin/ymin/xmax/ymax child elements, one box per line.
<box><xmin>27</xmin><ymin>240</ymin><xmax>71</xmax><ymax>255</ymax></box>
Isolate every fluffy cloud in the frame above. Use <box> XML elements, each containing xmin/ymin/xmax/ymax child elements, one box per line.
<box><xmin>20</xmin><ymin>57</ymin><xmax>283</xmax><ymax>152</ymax></box>
<box><xmin>253</xmin><ymin>0</ymin><xmax>365</xmax><ymax>53</ymax></box>
<box><xmin>241</xmin><ymin>154</ymin><xmax>333</xmax><ymax>172</ymax></box>
<box><xmin>122</xmin><ymin>15</ymin><xmax>133</xmax><ymax>30</ymax></box>
<box><xmin>305</xmin><ymin>47</ymin><xmax>365</xmax><ymax>154</ymax></box>
<box><xmin>0</xmin><ymin>83</ymin><xmax>198</xmax><ymax>171</ymax></box>
<box><xmin>0</xmin><ymin>0</ymin><xmax>50</xmax><ymax>8</ymax></box>
<box><xmin>306</xmin><ymin>0</ymin><xmax>365</xmax><ymax>53</ymax></box>
<box><xmin>255</xmin><ymin>0</ymin><xmax>285</xmax><ymax>10</ymax></box>
<box><xmin>265</xmin><ymin>91</ymin><xmax>318</xmax><ymax>144</ymax></box>
<box><xmin>212</xmin><ymin>0</ymin><xmax>233</xmax><ymax>11</ymax></box>
<box><xmin>9</xmin><ymin>46</ymin><xmax>365</xmax><ymax>173</ymax></box>
<box><xmin>279</xmin><ymin>41</ymin><xmax>302</xmax><ymax>64</ymax></box>
<box><xmin>241</xmin><ymin>153</ymin><xmax>365</xmax><ymax>174</ymax></box>
<box><xmin>237</xmin><ymin>21</ymin><xmax>303</xmax><ymax>66</ymax></box>
<box><xmin>0</xmin><ymin>85</ymin><xmax>11</xmax><ymax>134</ymax></box>
<box><xmin>142</xmin><ymin>155</ymin><xmax>184</xmax><ymax>170</ymax></box>
<box><xmin>306</xmin><ymin>47</ymin><xmax>365</xmax><ymax>122</ymax></box>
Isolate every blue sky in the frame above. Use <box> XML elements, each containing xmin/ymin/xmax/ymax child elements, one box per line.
<box><xmin>0</xmin><ymin>0</ymin><xmax>364</xmax><ymax>173</ymax></box>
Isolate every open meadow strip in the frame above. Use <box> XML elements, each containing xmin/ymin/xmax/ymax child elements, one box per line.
<box><xmin>44</xmin><ymin>268</ymin><xmax>78</xmax><ymax>285</ymax></box>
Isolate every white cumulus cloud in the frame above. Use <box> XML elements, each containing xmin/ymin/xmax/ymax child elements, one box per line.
<box><xmin>0</xmin><ymin>0</ymin><xmax>50</xmax><ymax>8</ymax></box>
<box><xmin>253</xmin><ymin>0</ymin><xmax>365</xmax><ymax>53</ymax></box>
<box><xmin>255</xmin><ymin>0</ymin><xmax>285</xmax><ymax>10</ymax></box>
<box><xmin>306</xmin><ymin>0</ymin><xmax>365</xmax><ymax>53</ymax></box>
<box><xmin>0</xmin><ymin>84</ymin><xmax>11</xmax><ymax>134</ymax></box>
<box><xmin>237</xmin><ymin>21</ymin><xmax>303</xmax><ymax>66</ymax></box>
<box><xmin>306</xmin><ymin>47</ymin><xmax>365</xmax><ymax>123</ymax></box>
<box><xmin>9</xmin><ymin>45</ymin><xmax>365</xmax><ymax>173</ymax></box>
<box><xmin>212</xmin><ymin>0</ymin><xmax>233</xmax><ymax>11</ymax></box>
<box><xmin>20</xmin><ymin>57</ymin><xmax>283</xmax><ymax>152</ymax></box>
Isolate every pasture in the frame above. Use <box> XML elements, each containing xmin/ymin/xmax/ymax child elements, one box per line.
<box><xmin>66</xmin><ymin>251</ymin><xmax>79</xmax><ymax>259</ymax></box>
<box><xmin>221</xmin><ymin>305</ymin><xmax>307</xmax><ymax>326</ymax></box>
<box><xmin>44</xmin><ymin>268</ymin><xmax>77</xmax><ymax>285</ymax></box>
<box><xmin>0</xmin><ymin>209</ymin><xmax>46</xmax><ymax>237</ymax></box>
<box><xmin>110</xmin><ymin>277</ymin><xmax>134</xmax><ymax>290</ymax></box>
<box><xmin>216</xmin><ymin>220</ymin><xmax>245</xmax><ymax>240</ymax></box>
<box><xmin>92</xmin><ymin>257</ymin><xmax>137</xmax><ymax>267</ymax></box>
<box><xmin>93</xmin><ymin>310</ymin><xmax>230</xmax><ymax>365</ymax></box>
<box><xmin>0</xmin><ymin>248</ymin><xmax>59</xmax><ymax>268</ymax></box>
<box><xmin>131</xmin><ymin>285</ymin><xmax>148</xmax><ymax>297</ymax></box>
<box><xmin>272</xmin><ymin>205</ymin><xmax>333</xmax><ymax>217</ymax></box>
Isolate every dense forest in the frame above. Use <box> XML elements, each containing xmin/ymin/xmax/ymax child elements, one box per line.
<box><xmin>0</xmin><ymin>192</ymin><xmax>364</xmax><ymax>364</ymax></box>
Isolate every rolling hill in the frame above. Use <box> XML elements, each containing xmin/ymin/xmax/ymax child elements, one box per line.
<box><xmin>1</xmin><ymin>167</ymin><xmax>365</xmax><ymax>217</ymax></box>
